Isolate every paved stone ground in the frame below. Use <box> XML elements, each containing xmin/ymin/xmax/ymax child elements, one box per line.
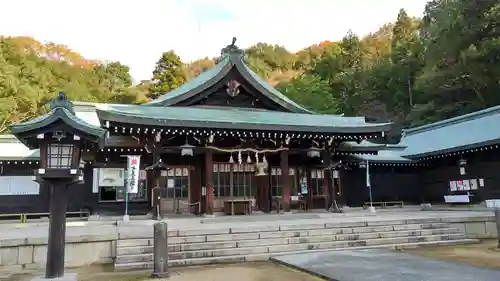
<box><xmin>271</xmin><ymin>249</ymin><xmax>500</xmax><ymax>281</ymax></box>
<box><xmin>0</xmin><ymin>208</ymin><xmax>494</xmax><ymax>241</ymax></box>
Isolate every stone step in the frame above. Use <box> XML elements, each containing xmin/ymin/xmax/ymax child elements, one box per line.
<box><xmin>114</xmin><ymin>238</ymin><xmax>479</xmax><ymax>270</ymax></box>
<box><xmin>115</xmin><ymin>233</ymin><xmax>467</xmax><ymax>264</ymax></box>
<box><xmin>116</xmin><ymin>219</ymin><xmax>451</xmax><ymax>239</ymax></box>
<box><xmin>116</xmin><ymin>228</ymin><xmax>459</xmax><ymax>256</ymax></box>
<box><xmin>116</xmin><ymin>222</ymin><xmax>452</xmax><ymax>247</ymax></box>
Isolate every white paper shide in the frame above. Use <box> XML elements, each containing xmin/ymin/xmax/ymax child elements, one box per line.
<box><xmin>126</xmin><ymin>155</ymin><xmax>141</xmax><ymax>194</ymax></box>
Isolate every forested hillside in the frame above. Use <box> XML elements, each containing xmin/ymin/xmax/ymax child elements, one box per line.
<box><xmin>0</xmin><ymin>0</ymin><xmax>499</xmax><ymax>141</ymax></box>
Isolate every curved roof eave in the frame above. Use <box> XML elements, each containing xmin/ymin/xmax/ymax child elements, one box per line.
<box><xmin>9</xmin><ymin>108</ymin><xmax>106</xmax><ymax>149</ymax></box>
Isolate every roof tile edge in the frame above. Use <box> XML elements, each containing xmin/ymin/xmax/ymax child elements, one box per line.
<box><xmin>402</xmin><ymin>104</ymin><xmax>500</xmax><ymax>136</ymax></box>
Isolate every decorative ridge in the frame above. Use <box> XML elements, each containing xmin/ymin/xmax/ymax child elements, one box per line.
<box><xmin>220</xmin><ymin>37</ymin><xmax>244</xmax><ymax>57</ymax></box>
<box><xmin>402</xmin><ymin>104</ymin><xmax>500</xmax><ymax>136</ymax></box>
<box><xmin>48</xmin><ymin>92</ymin><xmax>75</xmax><ymax>115</ymax></box>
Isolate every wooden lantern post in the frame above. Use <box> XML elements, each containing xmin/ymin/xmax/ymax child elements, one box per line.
<box><xmin>9</xmin><ymin>92</ymin><xmax>105</xmax><ymax>280</ymax></box>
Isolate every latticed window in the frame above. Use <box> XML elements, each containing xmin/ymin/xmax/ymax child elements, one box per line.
<box><xmin>213</xmin><ymin>163</ymin><xmax>255</xmax><ymax>198</ymax></box>
<box><xmin>311</xmin><ymin>169</ymin><xmax>324</xmax><ymax>195</ymax></box>
<box><xmin>47</xmin><ymin>144</ymin><xmax>73</xmax><ymax>168</ymax></box>
<box><xmin>270</xmin><ymin>167</ymin><xmax>298</xmax><ymax>197</ymax></box>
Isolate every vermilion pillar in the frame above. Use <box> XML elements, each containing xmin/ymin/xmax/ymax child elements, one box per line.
<box><xmin>280</xmin><ymin>150</ymin><xmax>291</xmax><ymax>212</ymax></box>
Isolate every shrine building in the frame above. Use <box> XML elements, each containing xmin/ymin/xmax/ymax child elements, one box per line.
<box><xmin>1</xmin><ymin>40</ymin><xmax>499</xmax><ymax>217</ymax></box>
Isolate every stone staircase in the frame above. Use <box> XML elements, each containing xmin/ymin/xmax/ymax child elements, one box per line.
<box><xmin>114</xmin><ymin>219</ymin><xmax>478</xmax><ymax>270</ymax></box>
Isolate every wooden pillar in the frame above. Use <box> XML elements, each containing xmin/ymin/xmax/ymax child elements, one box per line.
<box><xmin>306</xmin><ymin>168</ymin><xmax>313</xmax><ymax>208</ymax></box>
<box><xmin>204</xmin><ymin>149</ymin><xmax>214</xmax><ymax>215</ymax></box>
<box><xmin>189</xmin><ymin>159</ymin><xmax>202</xmax><ymax>215</ymax></box>
<box><xmin>322</xmin><ymin>149</ymin><xmax>332</xmax><ymax>210</ymax></box>
<box><xmin>256</xmin><ymin>175</ymin><xmax>270</xmax><ymax>213</ymax></box>
<box><xmin>151</xmin><ymin>170</ymin><xmax>162</xmax><ymax>219</ymax></box>
<box><xmin>45</xmin><ymin>180</ymin><xmax>68</xmax><ymax>279</ymax></box>
<box><xmin>280</xmin><ymin>150</ymin><xmax>291</xmax><ymax>212</ymax></box>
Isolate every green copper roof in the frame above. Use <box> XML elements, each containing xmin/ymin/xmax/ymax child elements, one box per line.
<box><xmin>0</xmin><ymin>135</ymin><xmax>39</xmax><ymax>160</ymax></box>
<box><xmin>96</xmin><ymin>104</ymin><xmax>391</xmax><ymax>134</ymax></box>
<box><xmin>400</xmin><ymin>105</ymin><xmax>500</xmax><ymax>158</ymax></box>
<box><xmin>353</xmin><ymin>151</ymin><xmax>412</xmax><ymax>163</ymax></box>
<box><xmin>349</xmin><ymin>145</ymin><xmax>413</xmax><ymax>163</ymax></box>
<box><xmin>145</xmin><ymin>55</ymin><xmax>232</xmax><ymax>106</ymax></box>
<box><xmin>145</xmin><ymin>40</ymin><xmax>312</xmax><ymax>114</ymax></box>
<box><xmin>337</xmin><ymin>141</ymin><xmax>387</xmax><ymax>151</ymax></box>
<box><xmin>9</xmin><ymin>93</ymin><xmax>106</xmax><ymax>149</ymax></box>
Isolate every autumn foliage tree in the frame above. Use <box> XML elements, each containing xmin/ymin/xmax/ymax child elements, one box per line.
<box><xmin>2</xmin><ymin>0</ymin><xmax>499</xmax><ymax>139</ymax></box>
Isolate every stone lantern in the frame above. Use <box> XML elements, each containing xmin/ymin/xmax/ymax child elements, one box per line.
<box><xmin>9</xmin><ymin>92</ymin><xmax>105</xmax><ymax>280</ymax></box>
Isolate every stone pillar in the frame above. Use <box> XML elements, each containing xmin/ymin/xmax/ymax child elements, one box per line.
<box><xmin>152</xmin><ymin>222</ymin><xmax>169</xmax><ymax>278</ymax></box>
<box><xmin>45</xmin><ymin>180</ymin><xmax>69</xmax><ymax>279</ymax></box>
<box><xmin>204</xmin><ymin>149</ymin><xmax>214</xmax><ymax>215</ymax></box>
<box><xmin>280</xmin><ymin>150</ymin><xmax>291</xmax><ymax>212</ymax></box>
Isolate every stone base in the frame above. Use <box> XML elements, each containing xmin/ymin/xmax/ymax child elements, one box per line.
<box><xmin>122</xmin><ymin>215</ymin><xmax>130</xmax><ymax>222</ymax></box>
<box><xmin>421</xmin><ymin>203</ymin><xmax>432</xmax><ymax>211</ymax></box>
<box><xmin>88</xmin><ymin>214</ymin><xmax>100</xmax><ymax>221</ymax></box>
<box><xmin>367</xmin><ymin>206</ymin><xmax>376</xmax><ymax>213</ymax></box>
<box><xmin>31</xmin><ymin>273</ymin><xmax>77</xmax><ymax>281</ymax></box>
<box><xmin>151</xmin><ymin>271</ymin><xmax>169</xmax><ymax>278</ymax></box>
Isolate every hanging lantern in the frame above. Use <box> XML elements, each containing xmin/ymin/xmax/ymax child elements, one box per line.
<box><xmin>229</xmin><ymin>154</ymin><xmax>235</xmax><ymax>164</ymax></box>
<box><xmin>307</xmin><ymin>146</ymin><xmax>321</xmax><ymax>158</ymax></box>
<box><xmin>246</xmin><ymin>155</ymin><xmax>252</xmax><ymax>164</ymax></box>
<box><xmin>180</xmin><ymin>144</ymin><xmax>195</xmax><ymax>156</ymax></box>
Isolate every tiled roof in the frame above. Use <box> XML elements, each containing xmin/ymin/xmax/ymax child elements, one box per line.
<box><xmin>96</xmin><ymin>104</ymin><xmax>391</xmax><ymax>134</ymax></box>
<box><xmin>400</xmin><ymin>105</ymin><xmax>500</xmax><ymax>158</ymax></box>
<box><xmin>351</xmin><ymin>148</ymin><xmax>413</xmax><ymax>163</ymax></box>
<box><xmin>0</xmin><ymin>135</ymin><xmax>39</xmax><ymax>160</ymax></box>
<box><xmin>337</xmin><ymin>141</ymin><xmax>387</xmax><ymax>151</ymax></box>
<box><xmin>144</xmin><ymin>46</ymin><xmax>313</xmax><ymax>113</ymax></box>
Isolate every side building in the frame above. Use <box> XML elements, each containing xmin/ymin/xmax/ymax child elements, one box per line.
<box><xmin>343</xmin><ymin>105</ymin><xmax>500</xmax><ymax>206</ymax></box>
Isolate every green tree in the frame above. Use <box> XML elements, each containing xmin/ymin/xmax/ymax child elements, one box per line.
<box><xmin>414</xmin><ymin>0</ymin><xmax>500</xmax><ymax>125</ymax></box>
<box><xmin>148</xmin><ymin>50</ymin><xmax>186</xmax><ymax>100</ymax></box>
<box><xmin>277</xmin><ymin>74</ymin><xmax>340</xmax><ymax>114</ymax></box>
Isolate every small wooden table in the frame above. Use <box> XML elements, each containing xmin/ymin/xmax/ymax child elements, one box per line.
<box><xmin>223</xmin><ymin>199</ymin><xmax>253</xmax><ymax>215</ymax></box>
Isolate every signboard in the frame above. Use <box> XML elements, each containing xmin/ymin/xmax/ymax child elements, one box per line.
<box><xmin>0</xmin><ymin>176</ymin><xmax>39</xmax><ymax>195</ymax></box>
<box><xmin>98</xmin><ymin>168</ymin><xmax>124</xmax><ymax>187</ymax></box>
<box><xmin>126</xmin><ymin>155</ymin><xmax>141</xmax><ymax>193</ymax></box>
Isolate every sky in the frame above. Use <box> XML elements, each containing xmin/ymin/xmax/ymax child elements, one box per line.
<box><xmin>0</xmin><ymin>0</ymin><xmax>429</xmax><ymax>82</ymax></box>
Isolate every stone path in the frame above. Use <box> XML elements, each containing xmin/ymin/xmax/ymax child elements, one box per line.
<box><xmin>271</xmin><ymin>249</ymin><xmax>500</xmax><ymax>281</ymax></box>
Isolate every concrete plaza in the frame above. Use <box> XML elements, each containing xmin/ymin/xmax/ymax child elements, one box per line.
<box><xmin>271</xmin><ymin>248</ymin><xmax>500</xmax><ymax>281</ymax></box>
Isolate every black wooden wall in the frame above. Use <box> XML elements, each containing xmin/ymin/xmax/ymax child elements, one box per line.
<box><xmin>341</xmin><ymin>165</ymin><xmax>423</xmax><ymax>207</ymax></box>
<box><xmin>421</xmin><ymin>150</ymin><xmax>500</xmax><ymax>203</ymax></box>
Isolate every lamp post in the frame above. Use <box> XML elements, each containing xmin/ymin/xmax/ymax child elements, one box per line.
<box><xmin>359</xmin><ymin>160</ymin><xmax>375</xmax><ymax>213</ymax></box>
<box><xmin>9</xmin><ymin>92</ymin><xmax>105</xmax><ymax>280</ymax></box>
